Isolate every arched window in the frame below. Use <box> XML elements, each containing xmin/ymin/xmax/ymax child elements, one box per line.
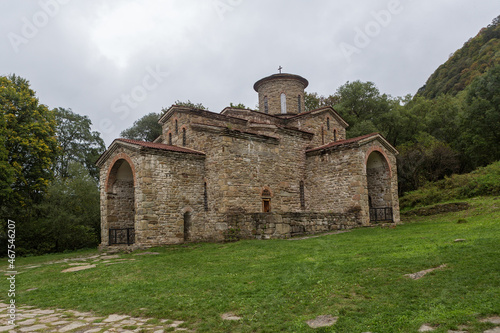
<box><xmin>327</xmin><ymin>117</ymin><xmax>330</xmax><ymax>130</ymax></box>
<box><xmin>321</xmin><ymin>126</ymin><xmax>325</xmax><ymax>145</ymax></box>
<box><xmin>299</xmin><ymin>181</ymin><xmax>305</xmax><ymax>209</ymax></box>
<box><xmin>264</xmin><ymin>96</ymin><xmax>269</xmax><ymax>114</ymax></box>
<box><xmin>333</xmin><ymin>129</ymin><xmax>337</xmax><ymax>142</ymax></box>
<box><xmin>168</xmin><ymin>132</ymin><xmax>172</xmax><ymax>145</ymax></box>
<box><xmin>175</xmin><ymin>119</ymin><xmax>178</xmax><ymax>134</ymax></box>
<box><xmin>297</xmin><ymin>95</ymin><xmax>301</xmax><ymax>113</ymax></box>
<box><xmin>280</xmin><ymin>93</ymin><xmax>287</xmax><ymax>114</ymax></box>
<box><xmin>182</xmin><ymin>128</ymin><xmax>186</xmax><ymax>146</ymax></box>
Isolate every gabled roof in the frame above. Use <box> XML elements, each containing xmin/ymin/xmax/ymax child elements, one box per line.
<box><xmin>96</xmin><ymin>138</ymin><xmax>205</xmax><ymax>167</ymax></box>
<box><xmin>306</xmin><ymin>133</ymin><xmax>398</xmax><ymax>155</ymax></box>
<box><xmin>287</xmin><ymin>106</ymin><xmax>349</xmax><ymax>128</ymax></box>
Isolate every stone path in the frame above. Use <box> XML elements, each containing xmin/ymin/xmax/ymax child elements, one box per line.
<box><xmin>0</xmin><ymin>302</ymin><xmax>192</xmax><ymax>332</ymax></box>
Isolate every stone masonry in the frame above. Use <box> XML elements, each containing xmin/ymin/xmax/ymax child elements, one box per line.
<box><xmin>96</xmin><ymin>72</ymin><xmax>400</xmax><ymax>249</ymax></box>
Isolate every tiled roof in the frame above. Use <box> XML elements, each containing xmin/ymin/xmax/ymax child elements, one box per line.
<box><xmin>306</xmin><ymin>133</ymin><xmax>379</xmax><ymax>153</ymax></box>
<box><xmin>116</xmin><ymin>138</ymin><xmax>206</xmax><ymax>155</ymax></box>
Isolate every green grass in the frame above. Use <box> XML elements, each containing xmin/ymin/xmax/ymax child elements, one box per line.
<box><xmin>2</xmin><ymin>197</ymin><xmax>499</xmax><ymax>332</ymax></box>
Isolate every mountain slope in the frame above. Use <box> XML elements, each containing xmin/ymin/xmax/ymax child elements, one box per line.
<box><xmin>417</xmin><ymin>15</ymin><xmax>500</xmax><ymax>98</ymax></box>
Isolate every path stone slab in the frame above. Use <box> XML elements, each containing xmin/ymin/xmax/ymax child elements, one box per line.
<box><xmin>18</xmin><ymin>318</ymin><xmax>36</xmax><ymax>326</ymax></box>
<box><xmin>83</xmin><ymin>329</ymin><xmax>102</xmax><ymax>333</ymax></box>
<box><xmin>100</xmin><ymin>255</ymin><xmax>120</xmax><ymax>260</ymax></box>
<box><xmin>103</xmin><ymin>314</ymin><xmax>129</xmax><ymax>322</ymax></box>
<box><xmin>419</xmin><ymin>324</ymin><xmax>436</xmax><ymax>332</ymax></box>
<box><xmin>405</xmin><ymin>265</ymin><xmax>447</xmax><ymax>280</ymax></box>
<box><xmin>59</xmin><ymin>321</ymin><xmax>87</xmax><ymax>332</ymax></box>
<box><xmin>19</xmin><ymin>324</ymin><xmax>48</xmax><ymax>332</ymax></box>
<box><xmin>221</xmin><ymin>312</ymin><xmax>242</xmax><ymax>321</ymax></box>
<box><xmin>61</xmin><ymin>265</ymin><xmax>96</xmax><ymax>273</ymax></box>
<box><xmin>0</xmin><ymin>325</ymin><xmax>15</xmax><ymax>331</ymax></box>
<box><xmin>481</xmin><ymin>317</ymin><xmax>500</xmax><ymax>325</ymax></box>
<box><xmin>484</xmin><ymin>328</ymin><xmax>500</xmax><ymax>333</ymax></box>
<box><xmin>33</xmin><ymin>309</ymin><xmax>55</xmax><ymax>315</ymax></box>
<box><xmin>306</xmin><ymin>315</ymin><xmax>338</xmax><ymax>328</ymax></box>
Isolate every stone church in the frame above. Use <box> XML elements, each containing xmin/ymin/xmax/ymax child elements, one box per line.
<box><xmin>96</xmin><ymin>73</ymin><xmax>400</xmax><ymax>248</ymax></box>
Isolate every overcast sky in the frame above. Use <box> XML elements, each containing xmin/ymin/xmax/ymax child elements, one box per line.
<box><xmin>1</xmin><ymin>1</ymin><xmax>498</xmax><ymax>145</ymax></box>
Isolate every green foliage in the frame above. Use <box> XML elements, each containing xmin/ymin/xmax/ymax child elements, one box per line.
<box><xmin>459</xmin><ymin>64</ymin><xmax>500</xmax><ymax>169</ymax></box>
<box><xmin>222</xmin><ymin>226</ymin><xmax>241</xmax><ymax>242</ymax></box>
<box><xmin>17</xmin><ymin>163</ymin><xmax>100</xmax><ymax>255</ymax></box>
<box><xmin>4</xmin><ymin>197</ymin><xmax>499</xmax><ymax>332</ymax></box>
<box><xmin>0</xmin><ymin>75</ymin><xmax>58</xmax><ymax>209</ymax></box>
<box><xmin>400</xmin><ymin>160</ymin><xmax>500</xmax><ymax>209</ymax></box>
<box><xmin>418</xmin><ymin>15</ymin><xmax>500</xmax><ymax>98</ymax></box>
<box><xmin>120</xmin><ymin>112</ymin><xmax>162</xmax><ymax>142</ymax></box>
<box><xmin>397</xmin><ymin>133</ymin><xmax>460</xmax><ymax>195</ymax></box>
<box><xmin>53</xmin><ymin>107</ymin><xmax>105</xmax><ymax>180</ymax></box>
<box><xmin>172</xmin><ymin>99</ymin><xmax>207</xmax><ymax>110</ymax></box>
<box><xmin>229</xmin><ymin>102</ymin><xmax>247</xmax><ymax>109</ymax></box>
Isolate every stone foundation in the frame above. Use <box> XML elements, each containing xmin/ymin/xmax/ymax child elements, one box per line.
<box><xmin>226</xmin><ymin>211</ymin><xmax>362</xmax><ymax>239</ymax></box>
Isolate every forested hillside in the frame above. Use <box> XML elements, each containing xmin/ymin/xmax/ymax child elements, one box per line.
<box><xmin>417</xmin><ymin>15</ymin><xmax>500</xmax><ymax>98</ymax></box>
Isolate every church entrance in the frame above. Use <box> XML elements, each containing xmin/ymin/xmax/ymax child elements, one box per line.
<box><xmin>106</xmin><ymin>158</ymin><xmax>135</xmax><ymax>245</ymax></box>
<box><xmin>366</xmin><ymin>151</ymin><xmax>392</xmax><ymax>222</ymax></box>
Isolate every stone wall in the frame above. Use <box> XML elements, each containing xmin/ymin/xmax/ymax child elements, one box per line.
<box><xmin>305</xmin><ymin>138</ymin><xmax>400</xmax><ymax>225</ymax></box>
<box><xmin>226</xmin><ymin>211</ymin><xmax>360</xmax><ymax>239</ymax></box>
<box><xmin>287</xmin><ymin>110</ymin><xmax>347</xmax><ymax>147</ymax></box>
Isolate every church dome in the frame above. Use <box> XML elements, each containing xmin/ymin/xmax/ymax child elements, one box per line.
<box><xmin>254</xmin><ymin>73</ymin><xmax>309</xmax><ymax>116</ymax></box>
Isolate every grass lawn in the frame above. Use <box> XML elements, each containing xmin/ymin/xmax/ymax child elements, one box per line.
<box><xmin>1</xmin><ymin>197</ymin><xmax>499</xmax><ymax>332</ymax></box>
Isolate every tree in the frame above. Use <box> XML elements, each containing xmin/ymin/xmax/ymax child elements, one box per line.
<box><xmin>120</xmin><ymin>112</ymin><xmax>162</xmax><ymax>142</ymax></box>
<box><xmin>460</xmin><ymin>65</ymin><xmax>500</xmax><ymax>169</ymax></box>
<box><xmin>54</xmin><ymin>107</ymin><xmax>105</xmax><ymax>180</ymax></box>
<box><xmin>31</xmin><ymin>162</ymin><xmax>100</xmax><ymax>254</ymax></box>
<box><xmin>397</xmin><ymin>133</ymin><xmax>459</xmax><ymax>195</ymax></box>
<box><xmin>0</xmin><ymin>75</ymin><xmax>58</xmax><ymax>212</ymax></box>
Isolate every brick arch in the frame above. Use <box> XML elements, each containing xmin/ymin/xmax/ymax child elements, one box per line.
<box><xmin>105</xmin><ymin>153</ymin><xmax>137</xmax><ymax>193</ymax></box>
<box><xmin>364</xmin><ymin>146</ymin><xmax>392</xmax><ymax>178</ymax></box>
<box><xmin>261</xmin><ymin>186</ymin><xmax>272</xmax><ymax>197</ymax></box>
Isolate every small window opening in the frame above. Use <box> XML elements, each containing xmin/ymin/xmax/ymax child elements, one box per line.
<box><xmin>264</xmin><ymin>96</ymin><xmax>269</xmax><ymax>114</ymax></box>
<box><xmin>298</xmin><ymin>95</ymin><xmax>301</xmax><ymax>113</ymax></box>
<box><xmin>321</xmin><ymin>126</ymin><xmax>325</xmax><ymax>145</ymax></box>
<box><xmin>334</xmin><ymin>129</ymin><xmax>337</xmax><ymax>142</ymax></box>
<box><xmin>168</xmin><ymin>132</ymin><xmax>172</xmax><ymax>145</ymax></box>
<box><xmin>299</xmin><ymin>181</ymin><xmax>305</xmax><ymax>209</ymax></box>
<box><xmin>262</xmin><ymin>188</ymin><xmax>271</xmax><ymax>212</ymax></box>
<box><xmin>175</xmin><ymin>119</ymin><xmax>178</xmax><ymax>134</ymax></box>
<box><xmin>263</xmin><ymin>199</ymin><xmax>271</xmax><ymax>212</ymax></box>
<box><xmin>327</xmin><ymin>117</ymin><xmax>330</xmax><ymax>130</ymax></box>
<box><xmin>204</xmin><ymin>182</ymin><xmax>208</xmax><ymax>211</ymax></box>
<box><xmin>182</xmin><ymin>128</ymin><xmax>186</xmax><ymax>146</ymax></box>
<box><xmin>280</xmin><ymin>93</ymin><xmax>287</xmax><ymax>114</ymax></box>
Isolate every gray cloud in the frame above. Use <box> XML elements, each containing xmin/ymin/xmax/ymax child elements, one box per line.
<box><xmin>1</xmin><ymin>0</ymin><xmax>498</xmax><ymax>145</ymax></box>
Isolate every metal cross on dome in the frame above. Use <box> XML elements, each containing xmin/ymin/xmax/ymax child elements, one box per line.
<box><xmin>278</xmin><ymin>66</ymin><xmax>283</xmax><ymax>73</ymax></box>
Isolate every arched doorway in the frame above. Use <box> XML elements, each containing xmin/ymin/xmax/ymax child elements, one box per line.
<box><xmin>366</xmin><ymin>151</ymin><xmax>393</xmax><ymax>222</ymax></box>
<box><xmin>106</xmin><ymin>158</ymin><xmax>135</xmax><ymax>245</ymax></box>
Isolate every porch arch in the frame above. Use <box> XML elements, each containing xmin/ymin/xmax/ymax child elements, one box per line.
<box><xmin>106</xmin><ymin>155</ymin><xmax>136</xmax><ymax>245</ymax></box>
<box><xmin>366</xmin><ymin>150</ymin><xmax>393</xmax><ymax>222</ymax></box>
